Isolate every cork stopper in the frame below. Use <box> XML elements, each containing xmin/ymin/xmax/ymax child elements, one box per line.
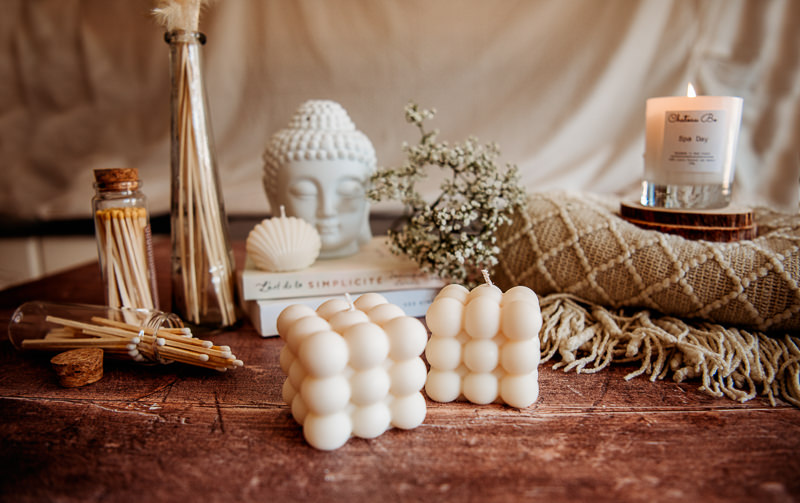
<box><xmin>50</xmin><ymin>348</ymin><xmax>104</xmax><ymax>388</ymax></box>
<box><xmin>94</xmin><ymin>168</ymin><xmax>139</xmax><ymax>184</ymax></box>
<box><xmin>93</xmin><ymin>168</ymin><xmax>140</xmax><ymax>191</ymax></box>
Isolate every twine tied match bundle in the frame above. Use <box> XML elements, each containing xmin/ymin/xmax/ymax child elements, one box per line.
<box><xmin>9</xmin><ymin>302</ymin><xmax>243</xmax><ymax>372</ymax></box>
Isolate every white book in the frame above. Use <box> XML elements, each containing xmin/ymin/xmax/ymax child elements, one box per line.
<box><xmin>245</xmin><ymin>287</ymin><xmax>440</xmax><ymax>337</ymax></box>
<box><xmin>239</xmin><ymin>236</ymin><xmax>444</xmax><ymax>301</ymax></box>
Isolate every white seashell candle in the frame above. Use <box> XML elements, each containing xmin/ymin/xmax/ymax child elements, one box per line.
<box><xmin>246</xmin><ymin>207</ymin><xmax>321</xmax><ymax>272</ymax></box>
<box><xmin>277</xmin><ymin>292</ymin><xmax>428</xmax><ymax>450</ymax></box>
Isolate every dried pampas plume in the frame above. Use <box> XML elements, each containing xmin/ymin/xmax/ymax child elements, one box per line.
<box><xmin>153</xmin><ymin>0</ymin><xmax>209</xmax><ymax>32</ymax></box>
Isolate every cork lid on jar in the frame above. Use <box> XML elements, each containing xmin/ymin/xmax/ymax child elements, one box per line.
<box><xmin>94</xmin><ymin>168</ymin><xmax>139</xmax><ymax>184</ymax></box>
<box><xmin>93</xmin><ymin>168</ymin><xmax>140</xmax><ymax>190</ymax></box>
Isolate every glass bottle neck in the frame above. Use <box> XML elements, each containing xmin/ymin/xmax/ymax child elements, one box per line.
<box><xmin>164</xmin><ymin>30</ymin><xmax>206</xmax><ymax>45</ymax></box>
<box><xmin>93</xmin><ymin>181</ymin><xmax>141</xmax><ymax>195</ymax></box>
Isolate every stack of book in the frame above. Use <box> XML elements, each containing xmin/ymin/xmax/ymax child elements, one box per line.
<box><xmin>239</xmin><ymin>237</ymin><xmax>446</xmax><ymax>337</ymax></box>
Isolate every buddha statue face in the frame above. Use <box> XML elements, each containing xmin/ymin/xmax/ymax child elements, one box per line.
<box><xmin>267</xmin><ymin>159</ymin><xmax>371</xmax><ymax>258</ymax></box>
<box><xmin>262</xmin><ymin>100</ymin><xmax>376</xmax><ymax>259</ymax></box>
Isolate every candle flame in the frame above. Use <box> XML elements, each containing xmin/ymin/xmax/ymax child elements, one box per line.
<box><xmin>687</xmin><ymin>82</ymin><xmax>697</xmax><ymax>98</ymax></box>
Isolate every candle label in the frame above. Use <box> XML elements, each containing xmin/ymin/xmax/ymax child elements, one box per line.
<box><xmin>662</xmin><ymin>109</ymin><xmax>727</xmax><ymax>173</ymax></box>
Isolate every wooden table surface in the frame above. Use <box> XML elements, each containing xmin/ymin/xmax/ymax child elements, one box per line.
<box><xmin>1</xmin><ymin>240</ymin><xmax>798</xmax><ymax>503</ymax></box>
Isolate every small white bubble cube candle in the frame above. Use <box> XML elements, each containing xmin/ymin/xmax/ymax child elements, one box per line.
<box><xmin>424</xmin><ymin>282</ymin><xmax>542</xmax><ymax>408</ymax></box>
<box><xmin>276</xmin><ymin>293</ymin><xmax>428</xmax><ymax>450</ymax></box>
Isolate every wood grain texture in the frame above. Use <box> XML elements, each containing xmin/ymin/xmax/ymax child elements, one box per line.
<box><xmin>619</xmin><ymin>201</ymin><xmax>757</xmax><ymax>242</ymax></box>
<box><xmin>619</xmin><ymin>201</ymin><xmax>755</xmax><ymax>228</ymax></box>
<box><xmin>618</xmin><ymin>218</ymin><xmax>758</xmax><ymax>242</ymax></box>
<box><xmin>1</xmin><ymin>241</ymin><xmax>798</xmax><ymax>503</ymax></box>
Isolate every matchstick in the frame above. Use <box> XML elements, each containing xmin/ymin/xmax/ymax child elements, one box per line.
<box><xmin>95</xmin><ymin>208</ymin><xmax>156</xmax><ymax>313</ymax></box>
<box><xmin>20</xmin><ymin>314</ymin><xmax>243</xmax><ymax>371</ymax></box>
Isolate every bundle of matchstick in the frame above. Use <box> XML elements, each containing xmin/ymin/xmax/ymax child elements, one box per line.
<box><xmin>20</xmin><ymin>315</ymin><xmax>242</xmax><ymax>371</ymax></box>
<box><xmin>155</xmin><ymin>0</ymin><xmax>236</xmax><ymax>327</ymax></box>
<box><xmin>95</xmin><ymin>207</ymin><xmax>158</xmax><ymax>311</ymax></box>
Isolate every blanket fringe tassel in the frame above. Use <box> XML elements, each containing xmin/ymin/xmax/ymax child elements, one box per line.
<box><xmin>539</xmin><ymin>293</ymin><xmax>800</xmax><ymax>407</ymax></box>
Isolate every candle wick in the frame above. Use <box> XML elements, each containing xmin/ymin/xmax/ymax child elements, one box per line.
<box><xmin>344</xmin><ymin>292</ymin><xmax>355</xmax><ymax>311</ymax></box>
<box><xmin>481</xmin><ymin>269</ymin><xmax>492</xmax><ymax>286</ymax></box>
<box><xmin>279</xmin><ymin>205</ymin><xmax>286</xmax><ymax>219</ymax></box>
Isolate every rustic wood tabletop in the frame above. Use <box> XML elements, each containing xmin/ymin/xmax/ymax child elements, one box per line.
<box><xmin>1</xmin><ymin>240</ymin><xmax>798</xmax><ymax>502</ymax></box>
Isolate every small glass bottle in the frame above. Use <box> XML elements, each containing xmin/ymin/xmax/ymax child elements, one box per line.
<box><xmin>92</xmin><ymin>168</ymin><xmax>159</xmax><ymax>311</ymax></box>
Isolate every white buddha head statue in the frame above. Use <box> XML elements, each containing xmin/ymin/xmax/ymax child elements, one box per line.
<box><xmin>263</xmin><ymin>100</ymin><xmax>376</xmax><ymax>258</ymax></box>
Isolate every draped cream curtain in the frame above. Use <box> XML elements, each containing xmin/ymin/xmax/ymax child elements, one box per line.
<box><xmin>2</xmin><ymin>0</ymin><xmax>798</xmax><ymax>223</ymax></box>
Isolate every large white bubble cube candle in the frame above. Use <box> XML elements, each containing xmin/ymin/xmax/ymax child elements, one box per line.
<box><xmin>276</xmin><ymin>293</ymin><xmax>428</xmax><ymax>450</ymax></box>
<box><xmin>425</xmin><ymin>279</ymin><xmax>542</xmax><ymax>408</ymax></box>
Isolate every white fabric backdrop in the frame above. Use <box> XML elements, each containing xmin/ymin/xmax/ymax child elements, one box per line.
<box><xmin>2</xmin><ymin>0</ymin><xmax>798</xmax><ymax>223</ymax></box>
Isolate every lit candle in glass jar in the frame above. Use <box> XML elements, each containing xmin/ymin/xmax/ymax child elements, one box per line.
<box><xmin>642</xmin><ymin>83</ymin><xmax>743</xmax><ymax>209</ymax></box>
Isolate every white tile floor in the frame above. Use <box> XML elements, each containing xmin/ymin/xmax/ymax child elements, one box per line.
<box><xmin>0</xmin><ymin>236</ymin><xmax>97</xmax><ymax>290</ymax></box>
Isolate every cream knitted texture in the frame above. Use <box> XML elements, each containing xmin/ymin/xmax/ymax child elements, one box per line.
<box><xmin>538</xmin><ymin>293</ymin><xmax>799</xmax><ymax>406</ymax></box>
<box><xmin>495</xmin><ymin>192</ymin><xmax>800</xmax><ymax>405</ymax></box>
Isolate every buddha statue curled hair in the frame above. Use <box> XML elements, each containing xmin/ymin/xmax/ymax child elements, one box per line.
<box><xmin>263</xmin><ymin>100</ymin><xmax>377</xmax><ymax>258</ymax></box>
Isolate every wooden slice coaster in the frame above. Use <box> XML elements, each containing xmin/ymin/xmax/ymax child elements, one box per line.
<box><xmin>620</xmin><ymin>201</ymin><xmax>754</xmax><ymax>227</ymax></box>
<box><xmin>50</xmin><ymin>348</ymin><xmax>104</xmax><ymax>388</ymax></box>
<box><xmin>620</xmin><ymin>201</ymin><xmax>757</xmax><ymax>242</ymax></box>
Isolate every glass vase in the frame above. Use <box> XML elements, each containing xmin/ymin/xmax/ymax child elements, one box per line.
<box><xmin>166</xmin><ymin>30</ymin><xmax>237</xmax><ymax>328</ymax></box>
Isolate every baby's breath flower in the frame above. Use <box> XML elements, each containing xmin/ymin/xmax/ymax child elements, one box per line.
<box><xmin>368</xmin><ymin>102</ymin><xmax>528</xmax><ymax>286</ymax></box>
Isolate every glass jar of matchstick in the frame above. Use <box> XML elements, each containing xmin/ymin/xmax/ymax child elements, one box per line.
<box><xmin>92</xmin><ymin>168</ymin><xmax>159</xmax><ymax>312</ymax></box>
<box><xmin>8</xmin><ymin>301</ymin><xmax>243</xmax><ymax>371</ymax></box>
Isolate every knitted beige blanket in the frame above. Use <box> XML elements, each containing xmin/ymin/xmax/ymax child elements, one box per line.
<box><xmin>495</xmin><ymin>192</ymin><xmax>800</xmax><ymax>406</ymax></box>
